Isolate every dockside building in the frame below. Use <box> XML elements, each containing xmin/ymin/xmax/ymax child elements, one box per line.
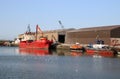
<box><xmin>65</xmin><ymin>25</ymin><xmax>120</xmax><ymax>46</ymax></box>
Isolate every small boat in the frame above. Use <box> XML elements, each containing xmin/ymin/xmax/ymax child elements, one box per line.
<box><xmin>19</xmin><ymin>25</ymin><xmax>53</xmax><ymax>49</ymax></box>
<box><xmin>85</xmin><ymin>44</ymin><xmax>117</xmax><ymax>57</ymax></box>
<box><xmin>86</xmin><ymin>48</ymin><xmax>115</xmax><ymax>57</ymax></box>
<box><xmin>70</xmin><ymin>42</ymin><xmax>83</xmax><ymax>50</ymax></box>
<box><xmin>70</xmin><ymin>43</ymin><xmax>86</xmax><ymax>53</ymax></box>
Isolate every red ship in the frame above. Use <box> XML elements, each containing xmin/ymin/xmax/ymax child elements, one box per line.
<box><xmin>19</xmin><ymin>25</ymin><xmax>53</xmax><ymax>49</ymax></box>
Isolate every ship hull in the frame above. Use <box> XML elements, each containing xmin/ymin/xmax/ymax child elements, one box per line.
<box><xmin>85</xmin><ymin>48</ymin><xmax>116</xmax><ymax>57</ymax></box>
<box><xmin>19</xmin><ymin>40</ymin><xmax>53</xmax><ymax>49</ymax></box>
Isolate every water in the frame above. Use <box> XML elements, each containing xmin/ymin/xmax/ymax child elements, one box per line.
<box><xmin>0</xmin><ymin>47</ymin><xmax>120</xmax><ymax>79</ymax></box>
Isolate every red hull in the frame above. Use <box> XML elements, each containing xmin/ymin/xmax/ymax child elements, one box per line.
<box><xmin>86</xmin><ymin>49</ymin><xmax>114</xmax><ymax>57</ymax></box>
<box><xmin>19</xmin><ymin>38</ymin><xmax>53</xmax><ymax>49</ymax></box>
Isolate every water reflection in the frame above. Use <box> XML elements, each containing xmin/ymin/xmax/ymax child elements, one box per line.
<box><xmin>19</xmin><ymin>48</ymin><xmax>52</xmax><ymax>56</ymax></box>
<box><xmin>0</xmin><ymin>47</ymin><xmax>120</xmax><ymax>79</ymax></box>
<box><xmin>19</xmin><ymin>48</ymin><xmax>84</xmax><ymax>56</ymax></box>
<box><xmin>19</xmin><ymin>48</ymin><xmax>115</xmax><ymax>57</ymax></box>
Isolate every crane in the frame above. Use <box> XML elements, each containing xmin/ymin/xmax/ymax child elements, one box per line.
<box><xmin>58</xmin><ymin>20</ymin><xmax>64</xmax><ymax>29</ymax></box>
<box><xmin>58</xmin><ymin>20</ymin><xmax>65</xmax><ymax>43</ymax></box>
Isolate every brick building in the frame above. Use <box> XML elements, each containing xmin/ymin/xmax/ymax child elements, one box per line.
<box><xmin>65</xmin><ymin>25</ymin><xmax>120</xmax><ymax>46</ymax></box>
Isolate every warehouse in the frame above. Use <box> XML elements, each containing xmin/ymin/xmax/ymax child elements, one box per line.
<box><xmin>65</xmin><ymin>25</ymin><xmax>120</xmax><ymax>46</ymax></box>
<box><xmin>43</xmin><ymin>28</ymin><xmax>74</xmax><ymax>43</ymax></box>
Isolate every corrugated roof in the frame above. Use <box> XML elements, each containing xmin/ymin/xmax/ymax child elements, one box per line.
<box><xmin>68</xmin><ymin>25</ymin><xmax>120</xmax><ymax>32</ymax></box>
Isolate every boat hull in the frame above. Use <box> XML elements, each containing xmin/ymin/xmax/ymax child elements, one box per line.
<box><xmin>86</xmin><ymin>48</ymin><xmax>115</xmax><ymax>57</ymax></box>
<box><xmin>19</xmin><ymin>40</ymin><xmax>53</xmax><ymax>49</ymax></box>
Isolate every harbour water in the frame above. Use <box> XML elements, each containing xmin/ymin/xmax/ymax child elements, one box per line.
<box><xmin>0</xmin><ymin>47</ymin><xmax>120</xmax><ymax>79</ymax></box>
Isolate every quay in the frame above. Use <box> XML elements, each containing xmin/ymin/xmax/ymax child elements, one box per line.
<box><xmin>56</xmin><ymin>43</ymin><xmax>120</xmax><ymax>56</ymax></box>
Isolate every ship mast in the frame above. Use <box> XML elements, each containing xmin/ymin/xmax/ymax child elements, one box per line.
<box><xmin>26</xmin><ymin>24</ymin><xmax>31</xmax><ymax>33</ymax></box>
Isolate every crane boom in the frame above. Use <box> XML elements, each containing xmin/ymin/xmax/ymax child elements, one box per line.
<box><xmin>58</xmin><ymin>20</ymin><xmax>64</xmax><ymax>29</ymax></box>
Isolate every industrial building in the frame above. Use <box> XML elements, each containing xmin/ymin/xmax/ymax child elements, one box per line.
<box><xmin>65</xmin><ymin>25</ymin><xmax>120</xmax><ymax>46</ymax></box>
<box><xmin>43</xmin><ymin>28</ymin><xmax>74</xmax><ymax>43</ymax></box>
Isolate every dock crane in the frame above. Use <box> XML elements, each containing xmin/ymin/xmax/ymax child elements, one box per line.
<box><xmin>58</xmin><ymin>20</ymin><xmax>64</xmax><ymax>29</ymax></box>
<box><xmin>58</xmin><ymin>20</ymin><xmax>65</xmax><ymax>43</ymax></box>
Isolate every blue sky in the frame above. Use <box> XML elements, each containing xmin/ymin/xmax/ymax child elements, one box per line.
<box><xmin>0</xmin><ymin>0</ymin><xmax>120</xmax><ymax>40</ymax></box>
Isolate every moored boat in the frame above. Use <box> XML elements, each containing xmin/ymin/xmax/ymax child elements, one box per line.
<box><xmin>70</xmin><ymin>42</ymin><xmax>86</xmax><ymax>53</ymax></box>
<box><xmin>19</xmin><ymin>37</ymin><xmax>53</xmax><ymax>49</ymax></box>
<box><xmin>85</xmin><ymin>44</ymin><xmax>118</xmax><ymax>57</ymax></box>
<box><xmin>19</xmin><ymin>25</ymin><xmax>53</xmax><ymax>49</ymax></box>
<box><xmin>86</xmin><ymin>48</ymin><xmax>115</xmax><ymax>57</ymax></box>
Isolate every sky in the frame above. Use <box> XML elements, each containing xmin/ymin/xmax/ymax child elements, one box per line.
<box><xmin>0</xmin><ymin>0</ymin><xmax>120</xmax><ymax>40</ymax></box>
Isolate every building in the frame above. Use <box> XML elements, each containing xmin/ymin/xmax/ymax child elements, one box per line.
<box><xmin>43</xmin><ymin>28</ymin><xmax>75</xmax><ymax>43</ymax></box>
<box><xmin>65</xmin><ymin>25</ymin><xmax>120</xmax><ymax>46</ymax></box>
